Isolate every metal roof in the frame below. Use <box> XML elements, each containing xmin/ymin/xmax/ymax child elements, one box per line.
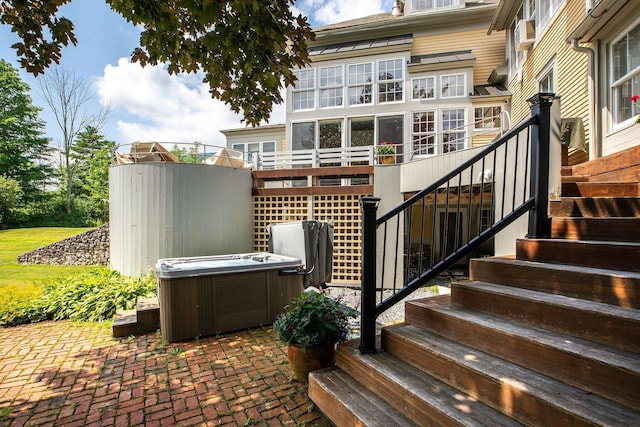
<box><xmin>309</xmin><ymin>34</ymin><xmax>414</xmax><ymax>56</ymax></box>
<box><xmin>408</xmin><ymin>50</ymin><xmax>477</xmax><ymax>67</ymax></box>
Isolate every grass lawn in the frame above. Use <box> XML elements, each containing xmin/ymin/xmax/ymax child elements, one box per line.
<box><xmin>0</xmin><ymin>227</ymin><xmax>93</xmax><ymax>288</ymax></box>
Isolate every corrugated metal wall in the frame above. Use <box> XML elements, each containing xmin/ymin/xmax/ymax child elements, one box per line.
<box><xmin>109</xmin><ymin>163</ymin><xmax>253</xmax><ymax>276</ymax></box>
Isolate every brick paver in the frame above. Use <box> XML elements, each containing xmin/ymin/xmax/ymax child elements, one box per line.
<box><xmin>0</xmin><ymin>321</ymin><xmax>331</xmax><ymax>426</ymax></box>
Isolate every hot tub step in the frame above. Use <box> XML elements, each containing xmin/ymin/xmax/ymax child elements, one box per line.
<box><xmin>112</xmin><ymin>298</ymin><xmax>160</xmax><ymax>338</ymax></box>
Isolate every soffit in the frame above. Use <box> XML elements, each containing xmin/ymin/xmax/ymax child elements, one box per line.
<box><xmin>488</xmin><ymin>0</ymin><xmax>523</xmax><ymax>34</ymax></box>
<box><xmin>567</xmin><ymin>0</ymin><xmax>631</xmax><ymax>43</ymax></box>
<box><xmin>470</xmin><ymin>84</ymin><xmax>511</xmax><ymax>102</ymax></box>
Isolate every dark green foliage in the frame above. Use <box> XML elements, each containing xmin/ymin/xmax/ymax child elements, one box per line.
<box><xmin>273</xmin><ymin>291</ymin><xmax>358</xmax><ymax>351</ymax></box>
<box><xmin>0</xmin><ymin>175</ymin><xmax>22</xmax><ymax>227</ymax></box>
<box><xmin>1</xmin><ymin>0</ymin><xmax>315</xmax><ymax>126</ymax></box>
<box><xmin>0</xmin><ymin>268</ymin><xmax>157</xmax><ymax>326</ymax></box>
<box><xmin>0</xmin><ymin>59</ymin><xmax>52</xmax><ymax>204</ymax></box>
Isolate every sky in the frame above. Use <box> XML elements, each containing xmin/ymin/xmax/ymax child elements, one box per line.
<box><xmin>0</xmin><ymin>0</ymin><xmax>393</xmax><ymax>150</ymax></box>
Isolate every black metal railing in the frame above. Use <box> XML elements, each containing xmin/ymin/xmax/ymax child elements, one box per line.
<box><xmin>359</xmin><ymin>93</ymin><xmax>555</xmax><ymax>354</ymax></box>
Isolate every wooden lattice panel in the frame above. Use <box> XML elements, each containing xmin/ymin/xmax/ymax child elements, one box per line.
<box><xmin>313</xmin><ymin>194</ymin><xmax>363</xmax><ymax>284</ymax></box>
<box><xmin>252</xmin><ymin>194</ymin><xmax>365</xmax><ymax>285</ymax></box>
<box><xmin>253</xmin><ymin>196</ymin><xmax>309</xmax><ymax>252</ymax></box>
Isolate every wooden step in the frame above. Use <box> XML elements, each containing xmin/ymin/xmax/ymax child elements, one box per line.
<box><xmin>451</xmin><ymin>281</ymin><xmax>640</xmax><ymax>353</ymax></box>
<box><xmin>382</xmin><ymin>323</ymin><xmax>640</xmax><ymax>426</ymax></box>
<box><xmin>112</xmin><ymin>309</ymin><xmax>138</xmax><ymax>338</ymax></box>
<box><xmin>561</xmin><ymin>182</ymin><xmax>639</xmax><ymax>197</ymax></box>
<box><xmin>308</xmin><ymin>367</ymin><xmax>418</xmax><ymax>427</ymax></box>
<box><xmin>331</xmin><ymin>341</ymin><xmax>522</xmax><ymax>427</ymax></box>
<box><xmin>549</xmin><ymin>197</ymin><xmax>640</xmax><ymax>217</ymax></box>
<box><xmin>136</xmin><ymin>297</ymin><xmax>160</xmax><ymax>334</ymax></box>
<box><xmin>516</xmin><ymin>238</ymin><xmax>640</xmax><ymax>272</ymax></box>
<box><xmin>405</xmin><ymin>295</ymin><xmax>640</xmax><ymax>409</ymax></box>
<box><xmin>569</xmin><ymin>144</ymin><xmax>640</xmax><ymax>182</ymax></box>
<box><xmin>469</xmin><ymin>257</ymin><xmax>640</xmax><ymax>309</ymax></box>
<box><xmin>551</xmin><ymin>217</ymin><xmax>640</xmax><ymax>242</ymax></box>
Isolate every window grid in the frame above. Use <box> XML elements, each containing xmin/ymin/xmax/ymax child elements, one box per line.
<box><xmin>412</xmin><ymin>0</ymin><xmax>462</xmax><ymax>12</ymax></box>
<box><xmin>441</xmin><ymin>74</ymin><xmax>466</xmax><ymax>98</ymax></box>
<box><xmin>412</xmin><ymin>77</ymin><xmax>435</xmax><ymax>100</ymax></box>
<box><xmin>611</xmin><ymin>20</ymin><xmax>640</xmax><ymax>126</ymax></box>
<box><xmin>474</xmin><ymin>106</ymin><xmax>502</xmax><ymax>129</ymax></box>
<box><xmin>442</xmin><ymin>108</ymin><xmax>466</xmax><ymax>153</ymax></box>
<box><xmin>292</xmin><ymin>69</ymin><xmax>315</xmax><ymax>111</ymax></box>
<box><xmin>412</xmin><ymin>111</ymin><xmax>436</xmax><ymax>156</ymax></box>
<box><xmin>348</xmin><ymin>63</ymin><xmax>373</xmax><ymax>106</ymax></box>
<box><xmin>378</xmin><ymin>59</ymin><xmax>404</xmax><ymax>103</ymax></box>
<box><xmin>320</xmin><ymin>66</ymin><xmax>343</xmax><ymax>108</ymax></box>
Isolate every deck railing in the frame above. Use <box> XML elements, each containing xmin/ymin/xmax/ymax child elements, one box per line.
<box><xmin>358</xmin><ymin>93</ymin><xmax>555</xmax><ymax>354</ymax></box>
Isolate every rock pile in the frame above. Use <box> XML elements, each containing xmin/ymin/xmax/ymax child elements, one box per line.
<box><xmin>18</xmin><ymin>224</ymin><xmax>110</xmax><ymax>266</ymax></box>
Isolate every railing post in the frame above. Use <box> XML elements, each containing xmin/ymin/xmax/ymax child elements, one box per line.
<box><xmin>526</xmin><ymin>92</ymin><xmax>555</xmax><ymax>238</ymax></box>
<box><xmin>359</xmin><ymin>196</ymin><xmax>380</xmax><ymax>354</ymax></box>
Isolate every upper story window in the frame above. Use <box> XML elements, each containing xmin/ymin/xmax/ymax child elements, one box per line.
<box><xmin>378</xmin><ymin>59</ymin><xmax>404</xmax><ymax>103</ymax></box>
<box><xmin>412</xmin><ymin>77</ymin><xmax>435</xmax><ymax>100</ymax></box>
<box><xmin>348</xmin><ymin>63</ymin><xmax>373</xmax><ymax>106</ymax></box>
<box><xmin>441</xmin><ymin>73</ymin><xmax>466</xmax><ymax>98</ymax></box>
<box><xmin>412</xmin><ymin>0</ymin><xmax>462</xmax><ymax>12</ymax></box>
<box><xmin>538</xmin><ymin>0</ymin><xmax>565</xmax><ymax>32</ymax></box>
<box><xmin>292</xmin><ymin>69</ymin><xmax>315</xmax><ymax>111</ymax></box>
<box><xmin>611</xmin><ymin>20</ymin><xmax>640</xmax><ymax>126</ymax></box>
<box><xmin>474</xmin><ymin>106</ymin><xmax>502</xmax><ymax>129</ymax></box>
<box><xmin>442</xmin><ymin>108</ymin><xmax>466</xmax><ymax>152</ymax></box>
<box><xmin>232</xmin><ymin>141</ymin><xmax>275</xmax><ymax>164</ymax></box>
<box><xmin>319</xmin><ymin>66</ymin><xmax>343</xmax><ymax>108</ymax></box>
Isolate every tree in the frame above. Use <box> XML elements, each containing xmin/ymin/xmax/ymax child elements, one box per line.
<box><xmin>71</xmin><ymin>126</ymin><xmax>116</xmax><ymax>223</ymax></box>
<box><xmin>0</xmin><ymin>59</ymin><xmax>52</xmax><ymax>203</ymax></box>
<box><xmin>170</xmin><ymin>142</ymin><xmax>204</xmax><ymax>163</ymax></box>
<box><xmin>0</xmin><ymin>0</ymin><xmax>315</xmax><ymax>126</ymax></box>
<box><xmin>39</xmin><ymin>66</ymin><xmax>107</xmax><ymax>214</ymax></box>
<box><xmin>0</xmin><ymin>175</ymin><xmax>22</xmax><ymax>227</ymax></box>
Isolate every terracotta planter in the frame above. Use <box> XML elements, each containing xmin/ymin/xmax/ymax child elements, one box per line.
<box><xmin>287</xmin><ymin>343</ymin><xmax>336</xmax><ymax>383</ymax></box>
<box><xmin>379</xmin><ymin>155</ymin><xmax>395</xmax><ymax>164</ymax></box>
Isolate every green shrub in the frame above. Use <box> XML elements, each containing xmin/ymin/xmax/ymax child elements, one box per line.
<box><xmin>0</xmin><ymin>269</ymin><xmax>157</xmax><ymax>326</ymax></box>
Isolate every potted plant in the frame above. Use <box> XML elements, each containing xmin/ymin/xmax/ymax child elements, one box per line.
<box><xmin>377</xmin><ymin>141</ymin><xmax>396</xmax><ymax>164</ymax></box>
<box><xmin>273</xmin><ymin>291</ymin><xmax>358</xmax><ymax>383</ymax></box>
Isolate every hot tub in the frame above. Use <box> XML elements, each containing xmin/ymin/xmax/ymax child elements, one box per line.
<box><xmin>156</xmin><ymin>253</ymin><xmax>304</xmax><ymax>342</ymax></box>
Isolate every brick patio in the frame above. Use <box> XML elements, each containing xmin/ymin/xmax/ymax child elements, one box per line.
<box><xmin>0</xmin><ymin>321</ymin><xmax>331</xmax><ymax>426</ymax></box>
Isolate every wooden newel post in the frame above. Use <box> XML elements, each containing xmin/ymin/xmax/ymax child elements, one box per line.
<box><xmin>526</xmin><ymin>93</ymin><xmax>554</xmax><ymax>239</ymax></box>
<box><xmin>359</xmin><ymin>196</ymin><xmax>380</xmax><ymax>354</ymax></box>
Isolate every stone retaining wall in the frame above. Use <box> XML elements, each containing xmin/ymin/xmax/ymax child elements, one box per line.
<box><xmin>18</xmin><ymin>224</ymin><xmax>110</xmax><ymax>266</ymax></box>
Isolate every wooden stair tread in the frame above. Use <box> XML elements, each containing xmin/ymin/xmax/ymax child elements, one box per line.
<box><xmin>551</xmin><ymin>217</ymin><xmax>640</xmax><ymax>242</ymax></box>
<box><xmin>455</xmin><ymin>280</ymin><xmax>640</xmax><ymax>321</ymax></box>
<box><xmin>309</xmin><ymin>367</ymin><xmax>418</xmax><ymax>427</ymax></box>
<box><xmin>516</xmin><ymin>238</ymin><xmax>640</xmax><ymax>272</ymax></box>
<box><xmin>335</xmin><ymin>342</ymin><xmax>523</xmax><ymax>427</ymax></box>
<box><xmin>453</xmin><ymin>280</ymin><xmax>640</xmax><ymax>352</ymax></box>
<box><xmin>113</xmin><ymin>309</ymin><xmax>136</xmax><ymax>326</ymax></box>
<box><xmin>137</xmin><ymin>297</ymin><xmax>159</xmax><ymax>311</ymax></box>
<box><xmin>408</xmin><ymin>296</ymin><xmax>640</xmax><ymax>373</ymax></box>
<box><xmin>550</xmin><ymin>197</ymin><xmax>640</xmax><ymax>217</ymax></box>
<box><xmin>383</xmin><ymin>324</ymin><xmax>640</xmax><ymax>426</ymax></box>
<box><xmin>561</xmin><ymin>182</ymin><xmax>639</xmax><ymax>197</ymax></box>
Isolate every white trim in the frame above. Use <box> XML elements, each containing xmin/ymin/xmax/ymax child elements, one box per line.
<box><xmin>440</xmin><ymin>73</ymin><xmax>467</xmax><ymax>99</ymax></box>
<box><xmin>411</xmin><ymin>76</ymin><xmax>436</xmax><ymax>101</ymax></box>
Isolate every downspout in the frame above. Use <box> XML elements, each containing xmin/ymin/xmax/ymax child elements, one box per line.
<box><xmin>569</xmin><ymin>39</ymin><xmax>600</xmax><ymax>160</ymax></box>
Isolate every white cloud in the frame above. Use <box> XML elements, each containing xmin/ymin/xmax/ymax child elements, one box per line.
<box><xmin>299</xmin><ymin>0</ymin><xmax>390</xmax><ymax>26</ymax></box>
<box><xmin>96</xmin><ymin>58</ymin><xmax>285</xmax><ymax>147</ymax></box>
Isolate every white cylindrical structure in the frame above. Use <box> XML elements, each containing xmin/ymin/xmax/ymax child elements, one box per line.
<box><xmin>109</xmin><ymin>163</ymin><xmax>253</xmax><ymax>276</ymax></box>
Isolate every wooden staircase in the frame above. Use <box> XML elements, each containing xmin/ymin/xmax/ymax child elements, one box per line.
<box><xmin>309</xmin><ymin>145</ymin><xmax>640</xmax><ymax>426</ymax></box>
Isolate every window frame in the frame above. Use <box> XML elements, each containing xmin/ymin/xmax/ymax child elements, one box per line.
<box><xmin>291</xmin><ymin>69</ymin><xmax>316</xmax><ymax>112</ymax></box>
<box><xmin>411</xmin><ymin>76</ymin><xmax>436</xmax><ymax>101</ymax></box>
<box><xmin>441</xmin><ymin>108</ymin><xmax>467</xmax><ymax>153</ymax></box>
<box><xmin>610</xmin><ymin>18</ymin><xmax>640</xmax><ymax>129</ymax></box>
<box><xmin>474</xmin><ymin>106</ymin><xmax>502</xmax><ymax>130</ymax></box>
<box><xmin>412</xmin><ymin>110</ymin><xmax>437</xmax><ymax>157</ymax></box>
<box><xmin>347</xmin><ymin>62</ymin><xmax>374</xmax><ymax>106</ymax></box>
<box><xmin>537</xmin><ymin>58</ymin><xmax>556</xmax><ymax>94</ymax></box>
<box><xmin>319</xmin><ymin>65</ymin><xmax>344</xmax><ymax>109</ymax></box>
<box><xmin>440</xmin><ymin>73</ymin><xmax>466</xmax><ymax>99</ymax></box>
<box><xmin>377</xmin><ymin>58</ymin><xmax>405</xmax><ymax>104</ymax></box>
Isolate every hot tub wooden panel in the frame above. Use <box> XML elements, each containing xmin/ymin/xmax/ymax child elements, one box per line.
<box><xmin>158</xmin><ymin>269</ymin><xmax>303</xmax><ymax>342</ymax></box>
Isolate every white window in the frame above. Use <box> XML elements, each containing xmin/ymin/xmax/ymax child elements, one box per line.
<box><xmin>292</xmin><ymin>122</ymin><xmax>315</xmax><ymax>150</ymax></box>
<box><xmin>292</xmin><ymin>69</ymin><xmax>315</xmax><ymax>111</ymax></box>
<box><xmin>537</xmin><ymin>59</ymin><xmax>556</xmax><ymax>93</ymax></box>
<box><xmin>320</xmin><ymin>66</ymin><xmax>343</xmax><ymax>108</ymax></box>
<box><xmin>442</xmin><ymin>108</ymin><xmax>466</xmax><ymax>153</ymax></box>
<box><xmin>537</xmin><ymin>0</ymin><xmax>565</xmax><ymax>33</ymax></box>
<box><xmin>441</xmin><ymin>74</ymin><xmax>466</xmax><ymax>98</ymax></box>
<box><xmin>508</xmin><ymin>5</ymin><xmax>527</xmax><ymax>78</ymax></box>
<box><xmin>412</xmin><ymin>111</ymin><xmax>436</xmax><ymax>156</ymax></box>
<box><xmin>349</xmin><ymin>117</ymin><xmax>375</xmax><ymax>146</ymax></box>
<box><xmin>412</xmin><ymin>77</ymin><xmax>435</xmax><ymax>100</ymax></box>
<box><xmin>611</xmin><ymin>20</ymin><xmax>640</xmax><ymax>126</ymax></box>
<box><xmin>474</xmin><ymin>106</ymin><xmax>502</xmax><ymax>129</ymax></box>
<box><xmin>348</xmin><ymin>63</ymin><xmax>373</xmax><ymax>106</ymax></box>
<box><xmin>412</xmin><ymin>0</ymin><xmax>462</xmax><ymax>12</ymax></box>
<box><xmin>378</xmin><ymin>59</ymin><xmax>404</xmax><ymax>103</ymax></box>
